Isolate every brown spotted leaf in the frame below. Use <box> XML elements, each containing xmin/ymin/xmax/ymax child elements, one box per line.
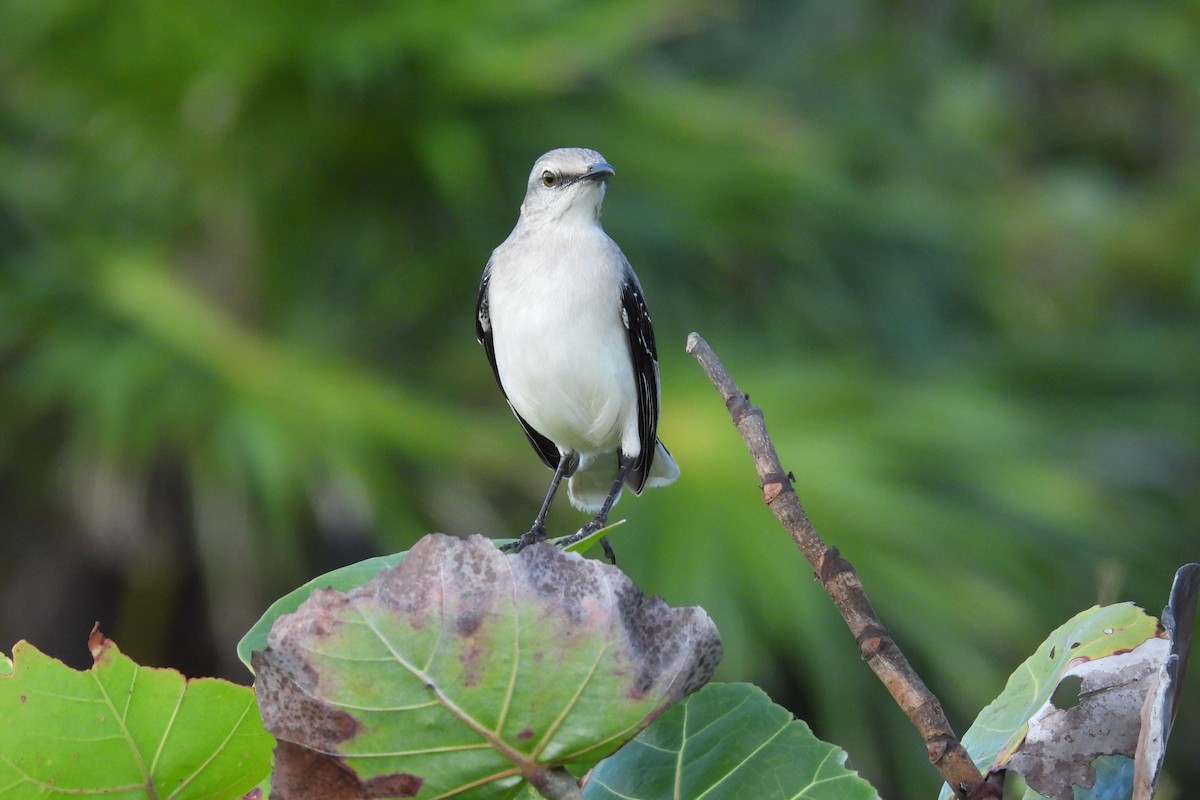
<box><xmin>252</xmin><ymin>533</ymin><xmax>722</xmax><ymax>799</ymax></box>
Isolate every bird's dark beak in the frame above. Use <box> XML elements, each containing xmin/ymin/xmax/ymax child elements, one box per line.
<box><xmin>583</xmin><ymin>162</ymin><xmax>616</xmax><ymax>181</ymax></box>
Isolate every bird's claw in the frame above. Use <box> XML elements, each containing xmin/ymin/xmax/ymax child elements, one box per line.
<box><xmin>499</xmin><ymin>523</ymin><xmax>549</xmax><ymax>554</ymax></box>
<box><xmin>502</xmin><ymin>520</ymin><xmax>614</xmax><ymax>564</ymax></box>
<box><xmin>578</xmin><ymin>518</ymin><xmax>617</xmax><ymax>564</ymax></box>
<box><xmin>578</xmin><ymin>519</ymin><xmax>605</xmax><ymax>537</ymax></box>
<box><xmin>599</xmin><ymin>536</ymin><xmax>616</xmax><ymax>564</ymax></box>
<box><xmin>518</xmin><ymin>523</ymin><xmax>548</xmax><ymax>550</ymax></box>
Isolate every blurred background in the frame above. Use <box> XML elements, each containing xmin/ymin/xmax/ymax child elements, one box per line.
<box><xmin>1</xmin><ymin>1</ymin><xmax>1197</xmax><ymax>798</ymax></box>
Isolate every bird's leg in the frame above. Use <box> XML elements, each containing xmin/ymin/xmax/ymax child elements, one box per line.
<box><xmin>552</xmin><ymin>457</ymin><xmax>632</xmax><ymax>563</ymax></box>
<box><xmin>582</xmin><ymin>455</ymin><xmax>634</xmax><ymax>534</ymax></box>
<box><xmin>511</xmin><ymin>452</ymin><xmax>577</xmax><ymax>552</ymax></box>
<box><xmin>576</xmin><ymin>455</ymin><xmax>634</xmax><ymax>564</ymax></box>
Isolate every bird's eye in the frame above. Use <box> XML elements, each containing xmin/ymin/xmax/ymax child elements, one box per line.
<box><xmin>541</xmin><ymin>170</ymin><xmax>558</xmax><ymax>187</ymax></box>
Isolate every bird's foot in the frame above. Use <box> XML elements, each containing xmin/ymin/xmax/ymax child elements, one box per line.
<box><xmin>504</xmin><ymin>520</ymin><xmax>616</xmax><ymax>563</ymax></box>
<box><xmin>518</xmin><ymin>522</ymin><xmax>548</xmax><ymax>550</ymax></box>
<box><xmin>568</xmin><ymin>517</ymin><xmax>617</xmax><ymax>564</ymax></box>
<box><xmin>599</xmin><ymin>536</ymin><xmax>616</xmax><ymax>565</ymax></box>
<box><xmin>578</xmin><ymin>520</ymin><xmax>602</xmax><ymax>538</ymax></box>
<box><xmin>582</xmin><ymin>513</ymin><xmax>619</xmax><ymax>563</ymax></box>
<box><xmin>499</xmin><ymin>522</ymin><xmax>548</xmax><ymax>553</ymax></box>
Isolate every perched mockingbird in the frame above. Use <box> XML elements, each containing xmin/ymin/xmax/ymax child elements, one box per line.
<box><xmin>476</xmin><ymin>147</ymin><xmax>679</xmax><ymax>553</ymax></box>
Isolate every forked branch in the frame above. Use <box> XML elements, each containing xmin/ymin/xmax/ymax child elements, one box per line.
<box><xmin>686</xmin><ymin>333</ymin><xmax>997</xmax><ymax>800</ymax></box>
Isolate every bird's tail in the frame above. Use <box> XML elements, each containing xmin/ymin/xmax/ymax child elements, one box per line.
<box><xmin>567</xmin><ymin>441</ymin><xmax>679</xmax><ymax>513</ymax></box>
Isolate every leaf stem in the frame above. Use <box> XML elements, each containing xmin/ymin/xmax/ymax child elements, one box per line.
<box><xmin>685</xmin><ymin>333</ymin><xmax>992</xmax><ymax>800</ymax></box>
<box><xmin>530</xmin><ymin>766</ymin><xmax>584</xmax><ymax>800</ymax></box>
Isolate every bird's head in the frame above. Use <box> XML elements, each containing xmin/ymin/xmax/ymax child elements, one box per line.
<box><xmin>518</xmin><ymin>148</ymin><xmax>615</xmax><ymax>226</ymax></box>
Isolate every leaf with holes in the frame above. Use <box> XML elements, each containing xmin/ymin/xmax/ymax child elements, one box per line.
<box><xmin>252</xmin><ymin>533</ymin><xmax>722</xmax><ymax>799</ymax></box>
<box><xmin>940</xmin><ymin>566</ymin><xmax>1200</xmax><ymax>800</ymax></box>
<box><xmin>0</xmin><ymin>628</ymin><xmax>273</xmax><ymax>799</ymax></box>
<box><xmin>582</xmin><ymin>682</ymin><xmax>880</xmax><ymax>800</ymax></box>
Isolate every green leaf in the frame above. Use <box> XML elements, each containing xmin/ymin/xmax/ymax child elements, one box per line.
<box><xmin>253</xmin><ymin>533</ymin><xmax>721</xmax><ymax>799</ymax></box>
<box><xmin>0</xmin><ymin>630</ymin><xmax>274</xmax><ymax>799</ymax></box>
<box><xmin>236</xmin><ymin>525</ymin><xmax>624</xmax><ymax>673</ymax></box>
<box><xmin>584</xmin><ymin>682</ymin><xmax>880</xmax><ymax>799</ymax></box>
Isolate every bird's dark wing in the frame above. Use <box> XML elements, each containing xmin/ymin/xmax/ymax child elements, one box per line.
<box><xmin>476</xmin><ymin>264</ymin><xmax>560</xmax><ymax>470</ymax></box>
<box><xmin>619</xmin><ymin>268</ymin><xmax>660</xmax><ymax>494</ymax></box>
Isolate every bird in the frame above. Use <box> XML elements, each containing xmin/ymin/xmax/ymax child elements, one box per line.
<box><xmin>476</xmin><ymin>147</ymin><xmax>679</xmax><ymax>554</ymax></box>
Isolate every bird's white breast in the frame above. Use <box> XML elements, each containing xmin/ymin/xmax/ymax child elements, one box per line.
<box><xmin>487</xmin><ymin>224</ymin><xmax>639</xmax><ymax>459</ymax></box>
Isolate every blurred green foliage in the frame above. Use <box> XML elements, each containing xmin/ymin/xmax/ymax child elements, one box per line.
<box><xmin>1</xmin><ymin>1</ymin><xmax>1197</xmax><ymax>798</ymax></box>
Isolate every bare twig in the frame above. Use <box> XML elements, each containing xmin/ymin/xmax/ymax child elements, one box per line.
<box><xmin>686</xmin><ymin>333</ymin><xmax>993</xmax><ymax>800</ymax></box>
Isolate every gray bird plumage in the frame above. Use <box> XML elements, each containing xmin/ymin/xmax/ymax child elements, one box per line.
<box><xmin>476</xmin><ymin>147</ymin><xmax>679</xmax><ymax>546</ymax></box>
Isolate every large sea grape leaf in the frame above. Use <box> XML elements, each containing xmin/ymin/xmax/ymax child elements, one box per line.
<box><xmin>252</xmin><ymin>533</ymin><xmax>722</xmax><ymax>799</ymax></box>
<box><xmin>0</xmin><ymin>628</ymin><xmax>273</xmax><ymax>799</ymax></box>
<box><xmin>582</xmin><ymin>682</ymin><xmax>881</xmax><ymax>800</ymax></box>
<box><xmin>940</xmin><ymin>563</ymin><xmax>1199</xmax><ymax>800</ymax></box>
